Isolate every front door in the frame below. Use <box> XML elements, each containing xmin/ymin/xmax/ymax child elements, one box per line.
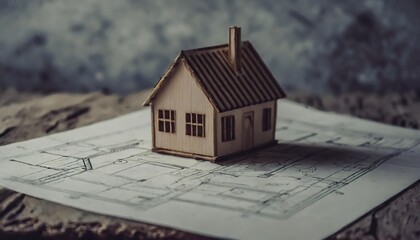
<box><xmin>242</xmin><ymin>111</ymin><xmax>254</xmax><ymax>150</ymax></box>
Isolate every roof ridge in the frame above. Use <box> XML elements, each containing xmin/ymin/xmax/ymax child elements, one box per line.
<box><xmin>182</xmin><ymin>40</ymin><xmax>251</xmax><ymax>54</ymax></box>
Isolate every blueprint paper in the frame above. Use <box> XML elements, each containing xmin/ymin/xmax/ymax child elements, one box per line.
<box><xmin>0</xmin><ymin>100</ymin><xmax>419</xmax><ymax>240</ymax></box>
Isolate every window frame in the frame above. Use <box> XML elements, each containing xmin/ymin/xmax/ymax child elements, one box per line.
<box><xmin>157</xmin><ymin>109</ymin><xmax>176</xmax><ymax>133</ymax></box>
<box><xmin>221</xmin><ymin>115</ymin><xmax>235</xmax><ymax>142</ymax></box>
<box><xmin>262</xmin><ymin>108</ymin><xmax>272</xmax><ymax>131</ymax></box>
<box><xmin>186</xmin><ymin>113</ymin><xmax>205</xmax><ymax>138</ymax></box>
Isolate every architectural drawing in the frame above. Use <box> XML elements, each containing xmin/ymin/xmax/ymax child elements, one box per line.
<box><xmin>3</xmin><ymin>110</ymin><xmax>418</xmax><ymax>220</ymax></box>
<box><xmin>1</xmin><ymin>101</ymin><xmax>419</xmax><ymax>240</ymax></box>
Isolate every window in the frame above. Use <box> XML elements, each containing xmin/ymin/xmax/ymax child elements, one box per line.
<box><xmin>186</xmin><ymin>113</ymin><xmax>205</xmax><ymax>137</ymax></box>
<box><xmin>222</xmin><ymin>115</ymin><xmax>235</xmax><ymax>142</ymax></box>
<box><xmin>158</xmin><ymin>109</ymin><xmax>175</xmax><ymax>133</ymax></box>
<box><xmin>262</xmin><ymin>108</ymin><xmax>271</xmax><ymax>131</ymax></box>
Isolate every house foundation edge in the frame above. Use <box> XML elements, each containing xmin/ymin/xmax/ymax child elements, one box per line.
<box><xmin>152</xmin><ymin>140</ymin><xmax>278</xmax><ymax>162</ymax></box>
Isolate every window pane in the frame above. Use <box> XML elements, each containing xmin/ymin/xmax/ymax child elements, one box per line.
<box><xmin>192</xmin><ymin>125</ymin><xmax>197</xmax><ymax>136</ymax></box>
<box><xmin>221</xmin><ymin>117</ymin><xmax>226</xmax><ymax>141</ymax></box>
<box><xmin>222</xmin><ymin>116</ymin><xmax>235</xmax><ymax>142</ymax></box>
<box><xmin>158</xmin><ymin>110</ymin><xmax>176</xmax><ymax>133</ymax></box>
<box><xmin>165</xmin><ymin>121</ymin><xmax>170</xmax><ymax>132</ymax></box>
<box><xmin>171</xmin><ymin>121</ymin><xmax>175</xmax><ymax>133</ymax></box>
<box><xmin>198</xmin><ymin>114</ymin><xmax>202</xmax><ymax>124</ymax></box>
<box><xmin>186</xmin><ymin>123</ymin><xmax>191</xmax><ymax>135</ymax></box>
<box><xmin>232</xmin><ymin>118</ymin><xmax>235</xmax><ymax>139</ymax></box>
<box><xmin>262</xmin><ymin>108</ymin><xmax>271</xmax><ymax>131</ymax></box>
<box><xmin>192</xmin><ymin>113</ymin><xmax>196</xmax><ymax>123</ymax></box>
<box><xmin>158</xmin><ymin>120</ymin><xmax>164</xmax><ymax>132</ymax></box>
<box><xmin>198</xmin><ymin>126</ymin><xmax>203</xmax><ymax>137</ymax></box>
<box><xmin>186</xmin><ymin>113</ymin><xmax>191</xmax><ymax>123</ymax></box>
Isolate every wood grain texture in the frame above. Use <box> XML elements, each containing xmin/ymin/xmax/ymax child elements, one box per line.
<box><xmin>0</xmin><ymin>90</ymin><xmax>419</xmax><ymax>239</ymax></box>
<box><xmin>153</xmin><ymin>62</ymin><xmax>215</xmax><ymax>156</ymax></box>
<box><xmin>216</xmin><ymin>101</ymin><xmax>276</xmax><ymax>156</ymax></box>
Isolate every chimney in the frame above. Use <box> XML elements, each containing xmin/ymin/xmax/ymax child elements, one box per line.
<box><xmin>228</xmin><ymin>26</ymin><xmax>241</xmax><ymax>74</ymax></box>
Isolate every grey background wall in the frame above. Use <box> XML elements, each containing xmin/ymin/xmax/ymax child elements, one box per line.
<box><xmin>0</xmin><ymin>0</ymin><xmax>419</xmax><ymax>94</ymax></box>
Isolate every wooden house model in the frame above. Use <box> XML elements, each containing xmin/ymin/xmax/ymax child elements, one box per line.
<box><xmin>143</xmin><ymin>26</ymin><xmax>286</xmax><ymax>161</ymax></box>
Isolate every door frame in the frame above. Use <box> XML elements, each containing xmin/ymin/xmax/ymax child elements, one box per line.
<box><xmin>242</xmin><ymin>111</ymin><xmax>254</xmax><ymax>149</ymax></box>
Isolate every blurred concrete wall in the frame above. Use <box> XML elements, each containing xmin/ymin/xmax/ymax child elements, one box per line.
<box><xmin>0</xmin><ymin>0</ymin><xmax>419</xmax><ymax>94</ymax></box>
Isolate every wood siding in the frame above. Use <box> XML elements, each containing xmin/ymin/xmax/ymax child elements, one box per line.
<box><xmin>216</xmin><ymin>101</ymin><xmax>276</xmax><ymax>156</ymax></box>
<box><xmin>153</xmin><ymin>61</ymin><xmax>215</xmax><ymax>157</ymax></box>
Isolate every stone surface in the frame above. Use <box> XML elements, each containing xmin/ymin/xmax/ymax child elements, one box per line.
<box><xmin>0</xmin><ymin>90</ymin><xmax>419</xmax><ymax>239</ymax></box>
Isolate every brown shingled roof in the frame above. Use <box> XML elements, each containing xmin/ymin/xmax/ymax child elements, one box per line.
<box><xmin>143</xmin><ymin>41</ymin><xmax>286</xmax><ymax>112</ymax></box>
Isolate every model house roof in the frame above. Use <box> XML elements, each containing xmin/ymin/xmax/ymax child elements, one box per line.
<box><xmin>144</xmin><ymin>38</ymin><xmax>286</xmax><ymax>112</ymax></box>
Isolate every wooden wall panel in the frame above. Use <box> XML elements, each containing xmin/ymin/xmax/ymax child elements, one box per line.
<box><xmin>216</xmin><ymin>101</ymin><xmax>276</xmax><ymax>156</ymax></box>
<box><xmin>153</xmin><ymin>61</ymin><xmax>214</xmax><ymax>157</ymax></box>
